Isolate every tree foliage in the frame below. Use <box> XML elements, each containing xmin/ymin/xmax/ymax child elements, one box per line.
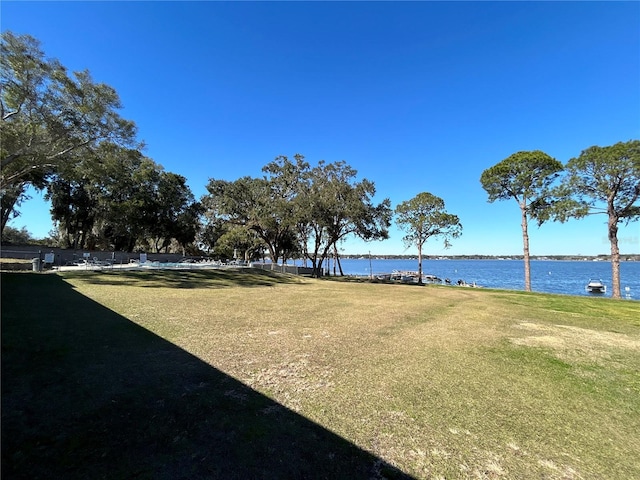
<box><xmin>202</xmin><ymin>155</ymin><xmax>391</xmax><ymax>273</ymax></box>
<box><xmin>46</xmin><ymin>144</ymin><xmax>200</xmax><ymax>252</ymax></box>
<box><xmin>0</xmin><ymin>225</ymin><xmax>33</xmax><ymax>245</ymax></box>
<box><xmin>545</xmin><ymin>140</ymin><xmax>640</xmax><ymax>298</ymax></box>
<box><xmin>0</xmin><ymin>31</ymin><xmax>138</xmax><ymax>234</ymax></box>
<box><xmin>300</xmin><ymin>160</ymin><xmax>391</xmax><ymax>276</ymax></box>
<box><xmin>549</xmin><ymin>141</ymin><xmax>640</xmax><ymax>222</ymax></box>
<box><xmin>148</xmin><ymin>172</ymin><xmax>201</xmax><ymax>254</ymax></box>
<box><xmin>395</xmin><ymin>192</ymin><xmax>462</xmax><ymax>284</ymax></box>
<box><xmin>480</xmin><ymin>150</ymin><xmax>563</xmax><ymax>291</ymax></box>
<box><xmin>204</xmin><ymin>176</ymin><xmax>289</xmax><ymax>263</ymax></box>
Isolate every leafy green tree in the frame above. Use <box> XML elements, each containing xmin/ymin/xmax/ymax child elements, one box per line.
<box><xmin>46</xmin><ymin>144</ymin><xmax>200</xmax><ymax>253</ymax></box>
<box><xmin>204</xmin><ymin>177</ymin><xmax>278</xmax><ymax>261</ymax></box>
<box><xmin>0</xmin><ymin>225</ymin><xmax>33</xmax><ymax>245</ymax></box>
<box><xmin>300</xmin><ymin>160</ymin><xmax>391</xmax><ymax>277</ymax></box>
<box><xmin>92</xmin><ymin>149</ymin><xmax>168</xmax><ymax>252</ymax></box>
<box><xmin>204</xmin><ymin>155</ymin><xmax>309</xmax><ymax>264</ymax></box>
<box><xmin>480</xmin><ymin>151</ymin><xmax>563</xmax><ymax>291</ymax></box>
<box><xmin>198</xmin><ymin>200</ymin><xmax>230</xmax><ymax>256</ymax></box>
<box><xmin>44</xmin><ymin>144</ymin><xmax>140</xmax><ymax>250</ymax></box>
<box><xmin>45</xmin><ymin>146</ymin><xmax>108</xmax><ymax>249</ymax></box>
<box><xmin>171</xmin><ymin>201</ymin><xmax>204</xmax><ymax>256</ymax></box>
<box><xmin>214</xmin><ymin>225</ymin><xmax>265</xmax><ymax>262</ymax></box>
<box><xmin>147</xmin><ymin>172</ymin><xmax>201</xmax><ymax>253</ymax></box>
<box><xmin>544</xmin><ymin>140</ymin><xmax>640</xmax><ymax>298</ymax></box>
<box><xmin>260</xmin><ymin>154</ymin><xmax>310</xmax><ymax>263</ymax></box>
<box><xmin>395</xmin><ymin>192</ymin><xmax>462</xmax><ymax>284</ymax></box>
<box><xmin>1</xmin><ymin>181</ymin><xmax>38</xmax><ymax>233</ymax></box>
<box><xmin>203</xmin><ymin>155</ymin><xmax>390</xmax><ymax>275</ymax></box>
<box><xmin>0</xmin><ymin>31</ymin><xmax>137</xmax><ymax>234</ymax></box>
<box><xmin>47</xmin><ymin>174</ymin><xmax>97</xmax><ymax>249</ymax></box>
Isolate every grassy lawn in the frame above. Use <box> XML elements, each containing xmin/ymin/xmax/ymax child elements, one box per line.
<box><xmin>2</xmin><ymin>269</ymin><xmax>639</xmax><ymax>479</ymax></box>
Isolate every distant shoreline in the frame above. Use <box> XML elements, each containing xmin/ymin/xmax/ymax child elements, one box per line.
<box><xmin>341</xmin><ymin>254</ymin><xmax>640</xmax><ymax>262</ymax></box>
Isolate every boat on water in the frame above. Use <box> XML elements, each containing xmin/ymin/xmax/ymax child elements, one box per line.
<box><xmin>585</xmin><ymin>279</ymin><xmax>606</xmax><ymax>294</ymax></box>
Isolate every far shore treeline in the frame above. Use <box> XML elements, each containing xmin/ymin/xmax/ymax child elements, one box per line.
<box><xmin>1</xmin><ymin>32</ymin><xmax>639</xmax><ymax>296</ymax></box>
<box><xmin>340</xmin><ymin>254</ymin><xmax>640</xmax><ymax>262</ymax></box>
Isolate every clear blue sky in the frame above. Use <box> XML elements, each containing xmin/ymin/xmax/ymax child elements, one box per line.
<box><xmin>3</xmin><ymin>1</ymin><xmax>639</xmax><ymax>256</ymax></box>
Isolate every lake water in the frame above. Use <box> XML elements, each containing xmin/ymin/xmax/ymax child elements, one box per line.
<box><xmin>324</xmin><ymin>258</ymin><xmax>640</xmax><ymax>300</ymax></box>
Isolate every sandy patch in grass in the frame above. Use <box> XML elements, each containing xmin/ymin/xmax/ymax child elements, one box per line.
<box><xmin>511</xmin><ymin>322</ymin><xmax>640</xmax><ymax>365</ymax></box>
<box><xmin>243</xmin><ymin>354</ymin><xmax>335</xmax><ymax>410</ymax></box>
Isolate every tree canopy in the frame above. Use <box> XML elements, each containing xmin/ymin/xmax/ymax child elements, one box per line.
<box><xmin>46</xmin><ymin>144</ymin><xmax>200</xmax><ymax>252</ymax></box>
<box><xmin>297</xmin><ymin>160</ymin><xmax>391</xmax><ymax>276</ymax></box>
<box><xmin>202</xmin><ymin>155</ymin><xmax>391</xmax><ymax>273</ymax></box>
<box><xmin>204</xmin><ymin>175</ymin><xmax>294</xmax><ymax>264</ymax></box>
<box><xmin>395</xmin><ymin>192</ymin><xmax>462</xmax><ymax>284</ymax></box>
<box><xmin>544</xmin><ymin>140</ymin><xmax>640</xmax><ymax>298</ymax></box>
<box><xmin>480</xmin><ymin>150</ymin><xmax>563</xmax><ymax>291</ymax></box>
<box><xmin>1</xmin><ymin>31</ymin><xmax>138</xmax><ymax>234</ymax></box>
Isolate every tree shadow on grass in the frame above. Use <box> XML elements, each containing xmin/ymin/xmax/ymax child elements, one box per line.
<box><xmin>59</xmin><ymin>268</ymin><xmax>305</xmax><ymax>289</ymax></box>
<box><xmin>1</xmin><ymin>273</ymin><xmax>413</xmax><ymax>480</ymax></box>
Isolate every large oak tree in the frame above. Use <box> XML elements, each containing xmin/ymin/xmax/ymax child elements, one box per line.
<box><xmin>1</xmin><ymin>31</ymin><xmax>137</xmax><ymax>233</ymax></box>
<box><xmin>47</xmin><ymin>144</ymin><xmax>200</xmax><ymax>252</ymax></box>
<box><xmin>202</xmin><ymin>155</ymin><xmax>391</xmax><ymax>274</ymax></box>
<box><xmin>299</xmin><ymin>160</ymin><xmax>391</xmax><ymax>277</ymax></box>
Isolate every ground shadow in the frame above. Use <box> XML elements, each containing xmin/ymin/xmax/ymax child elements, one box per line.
<box><xmin>1</xmin><ymin>273</ymin><xmax>413</xmax><ymax>480</ymax></box>
<box><xmin>59</xmin><ymin>267</ymin><xmax>305</xmax><ymax>289</ymax></box>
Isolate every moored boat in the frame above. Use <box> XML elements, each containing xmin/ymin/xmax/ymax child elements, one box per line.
<box><xmin>585</xmin><ymin>279</ymin><xmax>606</xmax><ymax>294</ymax></box>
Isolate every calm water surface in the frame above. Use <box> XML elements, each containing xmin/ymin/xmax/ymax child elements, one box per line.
<box><xmin>329</xmin><ymin>258</ymin><xmax>640</xmax><ymax>300</ymax></box>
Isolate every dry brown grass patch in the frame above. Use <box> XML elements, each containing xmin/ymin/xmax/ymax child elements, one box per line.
<box><xmin>512</xmin><ymin>321</ymin><xmax>640</xmax><ymax>365</ymax></box>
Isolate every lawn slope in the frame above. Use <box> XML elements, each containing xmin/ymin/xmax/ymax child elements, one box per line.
<box><xmin>2</xmin><ymin>270</ymin><xmax>639</xmax><ymax>479</ymax></box>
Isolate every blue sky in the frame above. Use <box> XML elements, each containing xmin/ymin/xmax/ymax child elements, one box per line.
<box><xmin>3</xmin><ymin>1</ymin><xmax>639</xmax><ymax>256</ymax></box>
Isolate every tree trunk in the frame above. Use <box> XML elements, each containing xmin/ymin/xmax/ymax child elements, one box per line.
<box><xmin>126</xmin><ymin>238</ymin><xmax>136</xmax><ymax>253</ymax></box>
<box><xmin>608</xmin><ymin>213</ymin><xmax>621</xmax><ymax>299</ymax></box>
<box><xmin>417</xmin><ymin>241</ymin><xmax>423</xmax><ymax>285</ymax></box>
<box><xmin>318</xmin><ymin>254</ymin><xmax>328</xmax><ymax>277</ymax></box>
<box><xmin>521</xmin><ymin>203</ymin><xmax>531</xmax><ymax>292</ymax></box>
<box><xmin>333</xmin><ymin>244</ymin><xmax>345</xmax><ymax>276</ymax></box>
<box><xmin>0</xmin><ymin>183</ymin><xmax>26</xmax><ymax>236</ymax></box>
<box><xmin>0</xmin><ymin>195</ymin><xmax>18</xmax><ymax>235</ymax></box>
<box><xmin>310</xmin><ymin>257</ymin><xmax>320</xmax><ymax>277</ymax></box>
<box><xmin>307</xmin><ymin>233</ymin><xmax>322</xmax><ymax>277</ymax></box>
<box><xmin>267</xmin><ymin>244</ymin><xmax>278</xmax><ymax>266</ymax></box>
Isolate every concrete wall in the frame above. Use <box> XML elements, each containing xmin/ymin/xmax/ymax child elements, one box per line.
<box><xmin>0</xmin><ymin>246</ymin><xmax>184</xmax><ymax>266</ymax></box>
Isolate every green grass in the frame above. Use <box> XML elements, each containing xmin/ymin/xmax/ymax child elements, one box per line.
<box><xmin>2</xmin><ymin>270</ymin><xmax>639</xmax><ymax>479</ymax></box>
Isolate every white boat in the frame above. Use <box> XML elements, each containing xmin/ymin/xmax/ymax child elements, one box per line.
<box><xmin>585</xmin><ymin>279</ymin><xmax>606</xmax><ymax>294</ymax></box>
